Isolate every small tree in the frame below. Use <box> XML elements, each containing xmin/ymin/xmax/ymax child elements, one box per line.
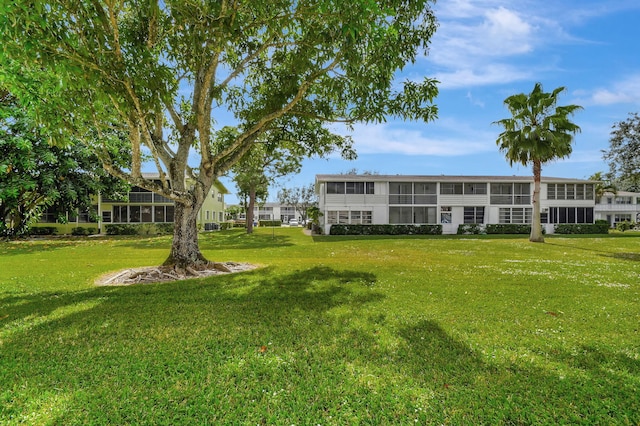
<box><xmin>494</xmin><ymin>83</ymin><xmax>582</xmax><ymax>243</ymax></box>
<box><xmin>589</xmin><ymin>171</ymin><xmax>617</xmax><ymax>203</ymax></box>
<box><xmin>278</xmin><ymin>185</ymin><xmax>317</xmax><ymax>224</ymax></box>
<box><xmin>603</xmin><ymin>113</ymin><xmax>640</xmax><ymax>190</ymax></box>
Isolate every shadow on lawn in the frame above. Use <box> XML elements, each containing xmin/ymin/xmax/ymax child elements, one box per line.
<box><xmin>547</xmin><ymin>241</ymin><xmax>640</xmax><ymax>262</ymax></box>
<box><xmin>1</xmin><ymin>267</ymin><xmax>638</xmax><ymax>423</ymax></box>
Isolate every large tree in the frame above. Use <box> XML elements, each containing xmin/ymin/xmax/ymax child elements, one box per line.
<box><xmin>0</xmin><ymin>90</ymin><xmax>128</xmax><ymax>238</ymax></box>
<box><xmin>0</xmin><ymin>0</ymin><xmax>438</xmax><ymax>271</ymax></box>
<box><xmin>494</xmin><ymin>83</ymin><xmax>582</xmax><ymax>243</ymax></box>
<box><xmin>603</xmin><ymin>113</ymin><xmax>640</xmax><ymax>190</ymax></box>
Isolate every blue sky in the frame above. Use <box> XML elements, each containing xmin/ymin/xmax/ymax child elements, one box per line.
<box><xmin>222</xmin><ymin>0</ymin><xmax>640</xmax><ymax>203</ymax></box>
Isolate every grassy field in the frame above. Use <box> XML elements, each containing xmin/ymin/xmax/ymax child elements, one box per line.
<box><xmin>0</xmin><ymin>228</ymin><xmax>639</xmax><ymax>425</ymax></box>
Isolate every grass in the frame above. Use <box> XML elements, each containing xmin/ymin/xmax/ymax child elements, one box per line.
<box><xmin>0</xmin><ymin>229</ymin><xmax>639</xmax><ymax>425</ymax></box>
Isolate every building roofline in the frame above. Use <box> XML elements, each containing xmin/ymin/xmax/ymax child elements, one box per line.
<box><xmin>314</xmin><ymin>174</ymin><xmax>597</xmax><ymax>183</ymax></box>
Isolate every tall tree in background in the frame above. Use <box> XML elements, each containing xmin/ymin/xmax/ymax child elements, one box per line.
<box><xmin>494</xmin><ymin>83</ymin><xmax>582</xmax><ymax>243</ymax></box>
<box><xmin>278</xmin><ymin>184</ymin><xmax>317</xmax><ymax>224</ymax></box>
<box><xmin>0</xmin><ymin>90</ymin><xmax>128</xmax><ymax>237</ymax></box>
<box><xmin>603</xmin><ymin>113</ymin><xmax>640</xmax><ymax>191</ymax></box>
<box><xmin>0</xmin><ymin>0</ymin><xmax>438</xmax><ymax>271</ymax></box>
<box><xmin>588</xmin><ymin>171</ymin><xmax>617</xmax><ymax>203</ymax></box>
<box><xmin>231</xmin><ymin>123</ymin><xmax>354</xmax><ymax>234</ymax></box>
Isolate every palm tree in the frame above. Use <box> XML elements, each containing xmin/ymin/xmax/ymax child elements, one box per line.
<box><xmin>589</xmin><ymin>171</ymin><xmax>618</xmax><ymax>203</ymax></box>
<box><xmin>494</xmin><ymin>83</ymin><xmax>582</xmax><ymax>243</ymax></box>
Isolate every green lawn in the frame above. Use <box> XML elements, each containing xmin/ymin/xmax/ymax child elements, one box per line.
<box><xmin>1</xmin><ymin>229</ymin><xmax>639</xmax><ymax>425</ymax></box>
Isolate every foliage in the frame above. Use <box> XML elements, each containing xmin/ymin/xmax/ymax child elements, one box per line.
<box><xmin>615</xmin><ymin>221</ymin><xmax>637</xmax><ymax>232</ymax></box>
<box><xmin>258</xmin><ymin>220</ymin><xmax>282</xmax><ymax>227</ymax></box>
<box><xmin>277</xmin><ymin>184</ymin><xmax>317</xmax><ymax>223</ymax></box>
<box><xmin>485</xmin><ymin>224</ymin><xmax>534</xmax><ymax>234</ymax></box>
<box><xmin>554</xmin><ymin>223</ymin><xmax>609</xmax><ymax>234</ymax></box>
<box><xmin>589</xmin><ymin>171</ymin><xmax>618</xmax><ymax>202</ymax></box>
<box><xmin>603</xmin><ymin>113</ymin><xmax>640</xmax><ymax>188</ymax></box>
<box><xmin>329</xmin><ymin>224</ymin><xmax>442</xmax><ymax>235</ymax></box>
<box><xmin>0</xmin><ymin>92</ymin><xmax>129</xmax><ymax>238</ymax></box>
<box><xmin>494</xmin><ymin>83</ymin><xmax>582</xmax><ymax>242</ymax></box>
<box><xmin>27</xmin><ymin>226</ymin><xmax>57</xmax><ymax>236</ymax></box>
<box><xmin>71</xmin><ymin>227</ymin><xmax>97</xmax><ymax>236</ymax></box>
<box><xmin>105</xmin><ymin>223</ymin><xmax>174</xmax><ymax>236</ymax></box>
<box><xmin>0</xmin><ymin>0</ymin><xmax>439</xmax><ymax>267</ymax></box>
<box><xmin>456</xmin><ymin>223</ymin><xmax>485</xmax><ymax>235</ymax></box>
<box><xmin>1</xmin><ymin>230</ymin><xmax>639</xmax><ymax>424</ymax></box>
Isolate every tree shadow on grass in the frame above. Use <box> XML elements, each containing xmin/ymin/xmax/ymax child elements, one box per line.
<box><xmin>546</xmin><ymin>241</ymin><xmax>640</xmax><ymax>262</ymax></box>
<box><xmin>1</xmin><ymin>268</ymin><xmax>638</xmax><ymax>424</ymax></box>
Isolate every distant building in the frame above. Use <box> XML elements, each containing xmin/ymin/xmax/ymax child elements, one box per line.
<box><xmin>34</xmin><ymin>173</ymin><xmax>229</xmax><ymax>234</ymax></box>
<box><xmin>315</xmin><ymin>174</ymin><xmax>597</xmax><ymax>234</ymax></box>
<box><xmin>235</xmin><ymin>202</ymin><xmax>303</xmax><ymax>224</ymax></box>
<box><xmin>595</xmin><ymin>191</ymin><xmax>640</xmax><ymax>227</ymax></box>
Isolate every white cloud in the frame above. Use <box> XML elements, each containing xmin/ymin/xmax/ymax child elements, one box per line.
<box><xmin>346</xmin><ymin>123</ymin><xmax>495</xmax><ymax>157</ymax></box>
<box><xmin>575</xmin><ymin>74</ymin><xmax>640</xmax><ymax>106</ymax></box>
<box><xmin>435</xmin><ymin>64</ymin><xmax>533</xmax><ymax>89</ymax></box>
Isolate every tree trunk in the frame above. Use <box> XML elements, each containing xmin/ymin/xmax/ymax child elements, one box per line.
<box><xmin>163</xmin><ymin>200</ymin><xmax>209</xmax><ymax>269</ymax></box>
<box><xmin>530</xmin><ymin>161</ymin><xmax>545</xmax><ymax>243</ymax></box>
<box><xmin>246</xmin><ymin>186</ymin><xmax>256</xmax><ymax>234</ymax></box>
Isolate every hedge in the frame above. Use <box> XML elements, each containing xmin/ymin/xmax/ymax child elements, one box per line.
<box><xmin>485</xmin><ymin>224</ymin><xmax>532</xmax><ymax>234</ymax></box>
<box><xmin>258</xmin><ymin>220</ymin><xmax>282</xmax><ymax>227</ymax></box>
<box><xmin>457</xmin><ymin>224</ymin><xmax>484</xmax><ymax>235</ymax></box>
<box><xmin>71</xmin><ymin>227</ymin><xmax>97</xmax><ymax>236</ymax></box>
<box><xmin>29</xmin><ymin>226</ymin><xmax>57</xmax><ymax>236</ymax></box>
<box><xmin>555</xmin><ymin>222</ymin><xmax>610</xmax><ymax>234</ymax></box>
<box><xmin>329</xmin><ymin>224</ymin><xmax>442</xmax><ymax>236</ymax></box>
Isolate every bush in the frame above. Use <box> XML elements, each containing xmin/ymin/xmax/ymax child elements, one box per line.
<box><xmin>485</xmin><ymin>224</ymin><xmax>532</xmax><ymax>234</ymax></box>
<box><xmin>154</xmin><ymin>223</ymin><xmax>174</xmax><ymax>234</ymax></box>
<box><xmin>105</xmin><ymin>224</ymin><xmax>140</xmax><ymax>235</ymax></box>
<box><xmin>258</xmin><ymin>220</ymin><xmax>282</xmax><ymax>227</ymax></box>
<box><xmin>555</xmin><ymin>222</ymin><xmax>610</xmax><ymax>234</ymax></box>
<box><xmin>29</xmin><ymin>226</ymin><xmax>58</xmax><ymax>236</ymax></box>
<box><xmin>616</xmin><ymin>221</ymin><xmax>634</xmax><ymax>232</ymax></box>
<box><xmin>220</xmin><ymin>222</ymin><xmax>234</xmax><ymax>230</ymax></box>
<box><xmin>457</xmin><ymin>224</ymin><xmax>484</xmax><ymax>235</ymax></box>
<box><xmin>329</xmin><ymin>224</ymin><xmax>442</xmax><ymax>236</ymax></box>
<box><xmin>71</xmin><ymin>227</ymin><xmax>97</xmax><ymax>236</ymax></box>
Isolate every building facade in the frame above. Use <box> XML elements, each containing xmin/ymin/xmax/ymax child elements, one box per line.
<box><xmin>35</xmin><ymin>173</ymin><xmax>228</xmax><ymax>234</ymax></box>
<box><xmin>315</xmin><ymin>174</ymin><xmax>597</xmax><ymax>235</ymax></box>
<box><xmin>595</xmin><ymin>191</ymin><xmax>640</xmax><ymax>226</ymax></box>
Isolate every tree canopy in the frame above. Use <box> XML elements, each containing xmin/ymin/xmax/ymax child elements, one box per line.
<box><xmin>603</xmin><ymin>113</ymin><xmax>640</xmax><ymax>190</ymax></box>
<box><xmin>494</xmin><ymin>83</ymin><xmax>582</xmax><ymax>243</ymax></box>
<box><xmin>0</xmin><ymin>0</ymin><xmax>439</xmax><ymax>269</ymax></box>
<box><xmin>0</xmin><ymin>90</ymin><xmax>129</xmax><ymax>237</ymax></box>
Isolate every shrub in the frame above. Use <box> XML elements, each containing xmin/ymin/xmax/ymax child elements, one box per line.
<box><xmin>29</xmin><ymin>226</ymin><xmax>58</xmax><ymax>236</ymax></box>
<box><xmin>105</xmin><ymin>224</ymin><xmax>140</xmax><ymax>235</ymax></box>
<box><xmin>71</xmin><ymin>227</ymin><xmax>97</xmax><ymax>236</ymax></box>
<box><xmin>616</xmin><ymin>221</ymin><xmax>633</xmax><ymax>232</ymax></box>
<box><xmin>555</xmin><ymin>222</ymin><xmax>610</xmax><ymax>234</ymax></box>
<box><xmin>258</xmin><ymin>220</ymin><xmax>282</xmax><ymax>227</ymax></box>
<box><xmin>220</xmin><ymin>222</ymin><xmax>234</xmax><ymax>230</ymax></box>
<box><xmin>329</xmin><ymin>224</ymin><xmax>442</xmax><ymax>236</ymax></box>
<box><xmin>154</xmin><ymin>223</ymin><xmax>174</xmax><ymax>234</ymax></box>
<box><xmin>457</xmin><ymin>224</ymin><xmax>484</xmax><ymax>235</ymax></box>
<box><xmin>485</xmin><ymin>224</ymin><xmax>531</xmax><ymax>234</ymax></box>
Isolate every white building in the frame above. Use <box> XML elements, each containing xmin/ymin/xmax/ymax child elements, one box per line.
<box><xmin>235</xmin><ymin>202</ymin><xmax>301</xmax><ymax>223</ymax></box>
<box><xmin>315</xmin><ymin>174</ymin><xmax>597</xmax><ymax>235</ymax></box>
<box><xmin>595</xmin><ymin>191</ymin><xmax>640</xmax><ymax>226</ymax></box>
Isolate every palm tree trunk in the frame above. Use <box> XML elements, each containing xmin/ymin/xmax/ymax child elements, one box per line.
<box><xmin>530</xmin><ymin>160</ymin><xmax>545</xmax><ymax>243</ymax></box>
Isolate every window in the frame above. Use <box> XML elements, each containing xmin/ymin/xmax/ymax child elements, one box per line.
<box><xmin>440</xmin><ymin>206</ymin><xmax>452</xmax><ymax>224</ymax></box>
<box><xmin>499</xmin><ymin>208</ymin><xmax>532</xmax><ymax>224</ymax></box>
<box><xmin>463</xmin><ymin>207</ymin><xmax>485</xmax><ymax>224</ymax></box>
<box><xmin>389</xmin><ymin>182</ymin><xmax>413</xmax><ymax>204</ymax></box>
<box><xmin>141</xmin><ymin>206</ymin><xmax>152</xmax><ymax>222</ymax></box>
<box><xmin>547</xmin><ymin>184</ymin><xmax>556</xmax><ymax>200</ymax></box>
<box><xmin>327</xmin><ymin>181</ymin><xmax>374</xmax><ymax>194</ymax></box>
<box><xmin>614</xmin><ymin>214</ymin><xmax>631</xmax><ymax>223</ymax></box>
<box><xmin>362</xmin><ymin>211</ymin><xmax>372</xmax><ymax>224</ymax></box>
<box><xmin>129</xmin><ymin>206</ymin><xmax>141</xmax><ymax>223</ymax></box>
<box><xmin>440</xmin><ymin>183</ymin><xmax>463</xmax><ymax>195</ymax></box>
<box><xmin>102</xmin><ymin>211</ymin><xmax>112</xmax><ymax>223</ymax></box>
<box><xmin>414</xmin><ymin>183</ymin><xmax>437</xmax><ymax>204</ymax></box>
<box><xmin>464</xmin><ymin>183</ymin><xmax>487</xmax><ymax>195</ymax></box>
<box><xmin>549</xmin><ymin>207</ymin><xmax>594</xmax><ymax>224</ymax></box>
<box><xmin>327</xmin><ymin>210</ymin><xmax>349</xmax><ymax>224</ymax></box>
<box><xmin>389</xmin><ymin>207</ymin><xmax>412</xmax><ymax>224</ymax></box>
<box><xmin>615</xmin><ymin>196</ymin><xmax>633</xmax><ymax>205</ymax></box>
<box><xmin>513</xmin><ymin>183</ymin><xmax>530</xmax><ymax>205</ymax></box>
<box><xmin>154</xmin><ymin>206</ymin><xmax>165</xmax><ymax>222</ymax></box>
<box><xmin>327</xmin><ymin>182</ymin><xmax>345</xmax><ymax>194</ymax></box>
<box><xmin>490</xmin><ymin>183</ymin><xmax>513</xmax><ymax>204</ymax></box>
<box><xmin>413</xmin><ymin>207</ymin><xmax>437</xmax><ymax>224</ymax></box>
<box><xmin>113</xmin><ymin>206</ymin><xmax>128</xmax><ymax>223</ymax></box>
<box><xmin>350</xmin><ymin>211</ymin><xmax>362</xmax><ymax>224</ymax></box>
